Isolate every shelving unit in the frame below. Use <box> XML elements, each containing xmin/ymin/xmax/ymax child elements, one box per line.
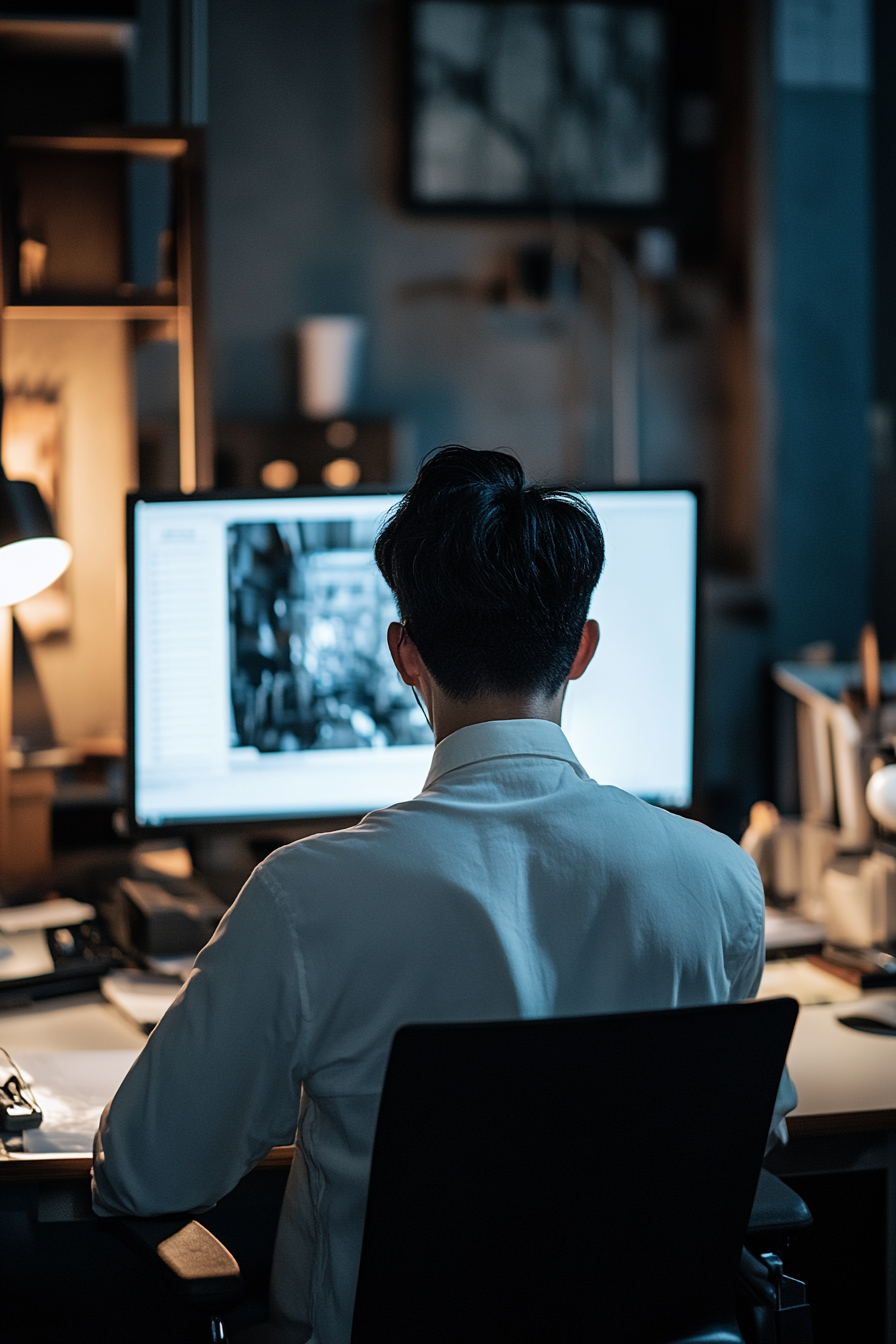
<box><xmin>0</xmin><ymin>126</ymin><xmax>212</xmax><ymax>491</ymax></box>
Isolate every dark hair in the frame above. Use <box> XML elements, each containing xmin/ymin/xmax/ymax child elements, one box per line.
<box><xmin>375</xmin><ymin>446</ymin><xmax>605</xmax><ymax>700</ymax></box>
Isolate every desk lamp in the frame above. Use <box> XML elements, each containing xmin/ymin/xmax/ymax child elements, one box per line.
<box><xmin>0</xmin><ymin>438</ymin><xmax>72</xmax><ymax>883</ymax></box>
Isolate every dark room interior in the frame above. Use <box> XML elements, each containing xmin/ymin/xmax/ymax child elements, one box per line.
<box><xmin>0</xmin><ymin>2</ymin><xmax>894</xmax><ymax>1342</ymax></box>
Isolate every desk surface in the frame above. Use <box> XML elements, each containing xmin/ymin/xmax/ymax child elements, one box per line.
<box><xmin>0</xmin><ymin>993</ymin><xmax>295</xmax><ymax>1179</ymax></box>
<box><xmin>784</xmin><ymin>1000</ymin><xmax>896</xmax><ymax>1136</ymax></box>
<box><xmin>2</xmin><ymin>986</ymin><xmax>895</xmax><ymax>1178</ymax></box>
<box><xmin>0</xmin><ymin>992</ymin><xmax>146</xmax><ymax>1052</ymax></box>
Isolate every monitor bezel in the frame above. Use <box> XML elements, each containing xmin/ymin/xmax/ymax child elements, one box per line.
<box><xmin>125</xmin><ymin>482</ymin><xmax>702</xmax><ymax>836</ymax></box>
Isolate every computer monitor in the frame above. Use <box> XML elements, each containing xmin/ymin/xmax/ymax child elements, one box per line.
<box><xmin>128</xmin><ymin>486</ymin><xmax>697</xmax><ymax>830</ymax></box>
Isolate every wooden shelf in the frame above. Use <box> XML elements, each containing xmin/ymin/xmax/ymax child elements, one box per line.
<box><xmin>5</xmin><ymin>300</ymin><xmax>178</xmax><ymax>320</ymax></box>
<box><xmin>1</xmin><ymin>125</ymin><xmax>212</xmax><ymax>490</ymax></box>
<box><xmin>0</xmin><ymin>18</ymin><xmax>134</xmax><ymax>57</ymax></box>
<box><xmin>7</xmin><ymin>131</ymin><xmax>191</xmax><ymax>160</ymax></box>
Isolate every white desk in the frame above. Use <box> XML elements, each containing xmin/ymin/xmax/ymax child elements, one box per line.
<box><xmin>786</xmin><ymin>1000</ymin><xmax>896</xmax><ymax>1136</ymax></box>
<box><xmin>0</xmin><ymin>991</ymin><xmax>293</xmax><ymax>1178</ymax></box>
<box><xmin>0</xmin><ymin>991</ymin><xmax>147</xmax><ymax>1054</ymax></box>
<box><xmin>2</xmin><ymin>985</ymin><xmax>895</xmax><ymax>1160</ymax></box>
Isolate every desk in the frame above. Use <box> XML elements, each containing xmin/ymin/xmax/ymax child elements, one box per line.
<box><xmin>0</xmin><ymin>992</ymin><xmax>295</xmax><ymax>1179</ymax></box>
<box><xmin>758</xmin><ymin>998</ymin><xmax>896</xmax><ymax>1343</ymax></box>
<box><xmin>784</xmin><ymin>1001</ymin><xmax>896</xmax><ymax>1137</ymax></box>
<box><xmin>3</xmin><ymin>986</ymin><xmax>895</xmax><ymax>1161</ymax></box>
<box><xmin>2</xmin><ymin>988</ymin><xmax>896</xmax><ymax>1340</ymax></box>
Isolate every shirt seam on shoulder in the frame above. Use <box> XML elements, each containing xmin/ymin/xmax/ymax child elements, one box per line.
<box><xmin>254</xmin><ymin>861</ymin><xmax>314</xmax><ymax>1022</ymax></box>
<box><xmin>728</xmin><ymin>867</ymin><xmax>766</xmax><ymax>994</ymax></box>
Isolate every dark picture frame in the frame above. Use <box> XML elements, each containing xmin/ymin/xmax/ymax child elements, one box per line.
<box><xmin>402</xmin><ymin>0</ymin><xmax>671</xmax><ymax>217</ymax></box>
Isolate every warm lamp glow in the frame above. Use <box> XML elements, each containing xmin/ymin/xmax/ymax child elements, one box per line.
<box><xmin>261</xmin><ymin>459</ymin><xmax>299</xmax><ymax>490</ymax></box>
<box><xmin>0</xmin><ymin>536</ymin><xmax>72</xmax><ymax>607</ymax></box>
<box><xmin>325</xmin><ymin>420</ymin><xmax>358</xmax><ymax>449</ymax></box>
<box><xmin>322</xmin><ymin>457</ymin><xmax>362</xmax><ymax>489</ymax></box>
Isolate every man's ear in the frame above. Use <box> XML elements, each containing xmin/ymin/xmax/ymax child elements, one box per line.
<box><xmin>387</xmin><ymin>622</ymin><xmax>423</xmax><ymax>687</ymax></box>
<box><xmin>567</xmin><ymin>619</ymin><xmax>599</xmax><ymax>682</ymax></box>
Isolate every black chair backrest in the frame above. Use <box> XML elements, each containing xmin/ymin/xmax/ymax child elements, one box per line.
<box><xmin>352</xmin><ymin>997</ymin><xmax>798</xmax><ymax>1344</ymax></box>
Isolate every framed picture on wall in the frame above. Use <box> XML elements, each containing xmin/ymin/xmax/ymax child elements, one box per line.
<box><xmin>403</xmin><ymin>0</ymin><xmax>670</xmax><ymax>215</ymax></box>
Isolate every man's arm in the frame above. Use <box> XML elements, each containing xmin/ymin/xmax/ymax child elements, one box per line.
<box><xmin>93</xmin><ymin>870</ymin><xmax>305</xmax><ymax>1217</ymax></box>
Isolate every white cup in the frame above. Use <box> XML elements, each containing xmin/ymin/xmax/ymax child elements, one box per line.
<box><xmin>298</xmin><ymin>316</ymin><xmax>366</xmax><ymax>419</ymax></box>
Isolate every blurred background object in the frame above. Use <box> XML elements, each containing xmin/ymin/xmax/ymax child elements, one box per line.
<box><xmin>0</xmin><ymin>423</ymin><xmax>72</xmax><ymax>888</ymax></box>
<box><xmin>298</xmin><ymin>316</ymin><xmax>366</xmax><ymax>420</ymax></box>
<box><xmin>742</xmin><ymin>623</ymin><xmax>896</xmax><ymax>982</ymax></box>
<box><xmin>0</xmin><ymin>0</ymin><xmax>893</xmax><ymax>850</ymax></box>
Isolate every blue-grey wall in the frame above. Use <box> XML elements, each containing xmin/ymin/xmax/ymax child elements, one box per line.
<box><xmin>770</xmin><ymin>89</ymin><xmax>872</xmax><ymax>658</ymax></box>
<box><xmin>169</xmin><ymin>0</ymin><xmax>874</xmax><ymax>836</ymax></box>
<box><xmin>203</xmin><ymin>0</ymin><xmax>714</xmax><ymax>489</ymax></box>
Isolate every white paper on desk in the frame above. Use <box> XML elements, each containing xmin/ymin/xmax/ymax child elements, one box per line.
<box><xmin>757</xmin><ymin>957</ymin><xmax>861</xmax><ymax>1006</ymax></box>
<box><xmin>764</xmin><ymin>907</ymin><xmax>827</xmax><ymax>952</ymax></box>
<box><xmin>0</xmin><ymin>929</ymin><xmax>55</xmax><ymax>980</ymax></box>
<box><xmin>101</xmin><ymin>970</ymin><xmax>184</xmax><ymax>1029</ymax></box>
<box><xmin>14</xmin><ymin>1050</ymin><xmax>141</xmax><ymax>1153</ymax></box>
<box><xmin>0</xmin><ymin>899</ymin><xmax>96</xmax><ymax>933</ymax></box>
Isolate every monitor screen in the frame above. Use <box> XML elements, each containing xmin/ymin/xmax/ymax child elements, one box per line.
<box><xmin>129</xmin><ymin>487</ymin><xmax>696</xmax><ymax>828</ymax></box>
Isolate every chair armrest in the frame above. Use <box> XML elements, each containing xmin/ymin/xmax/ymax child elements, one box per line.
<box><xmin>109</xmin><ymin>1216</ymin><xmax>245</xmax><ymax>1308</ymax></box>
<box><xmin>747</xmin><ymin>1168</ymin><xmax>812</xmax><ymax>1237</ymax></box>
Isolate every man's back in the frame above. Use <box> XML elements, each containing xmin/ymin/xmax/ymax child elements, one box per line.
<box><xmin>93</xmin><ymin>720</ymin><xmax>765</xmax><ymax>1344</ymax></box>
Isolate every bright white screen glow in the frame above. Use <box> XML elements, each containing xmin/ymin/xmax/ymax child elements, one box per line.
<box><xmin>132</xmin><ymin>489</ymin><xmax>696</xmax><ymax>827</ymax></box>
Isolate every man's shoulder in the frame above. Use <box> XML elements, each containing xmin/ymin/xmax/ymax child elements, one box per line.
<box><xmin>258</xmin><ymin>784</ymin><xmax>754</xmax><ymax>884</ymax></box>
<box><xmin>252</xmin><ymin>800</ymin><xmax>427</xmax><ymax>892</ymax></box>
<box><xmin>594</xmin><ymin>784</ymin><xmax>760</xmax><ymax>886</ymax></box>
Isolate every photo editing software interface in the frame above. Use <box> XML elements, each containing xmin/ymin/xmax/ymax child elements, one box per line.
<box><xmin>131</xmin><ymin>489</ymin><xmax>697</xmax><ymax>827</ymax></box>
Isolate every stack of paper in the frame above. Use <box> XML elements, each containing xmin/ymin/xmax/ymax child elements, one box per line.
<box><xmin>101</xmin><ymin>971</ymin><xmax>183</xmax><ymax>1032</ymax></box>
<box><xmin>11</xmin><ymin>1050</ymin><xmax>141</xmax><ymax>1153</ymax></box>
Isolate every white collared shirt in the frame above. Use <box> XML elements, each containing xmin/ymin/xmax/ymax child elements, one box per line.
<box><xmin>93</xmin><ymin>720</ymin><xmax>788</xmax><ymax>1344</ymax></box>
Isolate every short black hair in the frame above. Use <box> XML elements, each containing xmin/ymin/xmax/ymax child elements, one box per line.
<box><xmin>375</xmin><ymin>445</ymin><xmax>605</xmax><ymax>700</ymax></box>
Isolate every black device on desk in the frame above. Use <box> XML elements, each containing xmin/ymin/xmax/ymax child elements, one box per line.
<box><xmin>0</xmin><ymin>847</ymin><xmax>228</xmax><ymax>1003</ymax></box>
<box><xmin>0</xmin><ymin>897</ymin><xmax>126</xmax><ymax>1007</ymax></box>
<box><xmin>0</xmin><ymin>1047</ymin><xmax>43</xmax><ymax>1151</ymax></box>
<box><xmin>104</xmin><ymin>871</ymin><xmax>227</xmax><ymax>961</ymax></box>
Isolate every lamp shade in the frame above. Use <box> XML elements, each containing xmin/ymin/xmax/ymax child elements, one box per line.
<box><xmin>0</xmin><ymin>473</ymin><xmax>55</xmax><ymax>546</ymax></box>
<box><xmin>0</xmin><ymin>472</ymin><xmax>72</xmax><ymax>607</ymax></box>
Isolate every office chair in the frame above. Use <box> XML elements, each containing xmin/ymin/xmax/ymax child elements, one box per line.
<box><xmin>111</xmin><ymin>998</ymin><xmax>812</xmax><ymax>1344</ymax></box>
<box><xmin>109</xmin><ymin>1214</ymin><xmax>245</xmax><ymax>1342</ymax></box>
<box><xmin>108</xmin><ymin>1172</ymin><xmax>811</xmax><ymax>1344</ymax></box>
<box><xmin>351</xmin><ymin>997</ymin><xmax>810</xmax><ymax>1344</ymax></box>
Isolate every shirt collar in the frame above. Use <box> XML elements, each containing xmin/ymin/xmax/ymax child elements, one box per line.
<box><xmin>423</xmin><ymin>718</ymin><xmax>588</xmax><ymax>790</ymax></box>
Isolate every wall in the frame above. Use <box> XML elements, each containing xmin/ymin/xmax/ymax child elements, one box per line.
<box><xmin>204</xmin><ymin>0</ymin><xmax>720</xmax><ymax>491</ymax></box>
<box><xmin>695</xmin><ymin>1</ymin><xmax>876</xmax><ymax>835</ymax></box>
<box><xmin>769</xmin><ymin>88</ymin><xmax>872</xmax><ymax>658</ymax></box>
<box><xmin>198</xmin><ymin>0</ymin><xmax>772</xmax><ymax>836</ymax></box>
<box><xmin>2</xmin><ymin>319</ymin><xmax>136</xmax><ymax>744</ymax></box>
<box><xmin>8</xmin><ymin>0</ymin><xmax>877</xmax><ymax>837</ymax></box>
<box><xmin>871</xmin><ymin>0</ymin><xmax>896</xmax><ymax>655</ymax></box>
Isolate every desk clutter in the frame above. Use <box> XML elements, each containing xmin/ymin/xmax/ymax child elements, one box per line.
<box><xmin>0</xmin><ymin>841</ymin><xmax>223</xmax><ymax>1023</ymax></box>
<box><xmin>0</xmin><ymin>897</ymin><xmax>126</xmax><ymax>1002</ymax></box>
<box><xmin>1</xmin><ymin>1048</ymin><xmax>139</xmax><ymax>1154</ymax></box>
<box><xmin>744</xmin><ymin>641</ymin><xmax>896</xmax><ymax>1035</ymax></box>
